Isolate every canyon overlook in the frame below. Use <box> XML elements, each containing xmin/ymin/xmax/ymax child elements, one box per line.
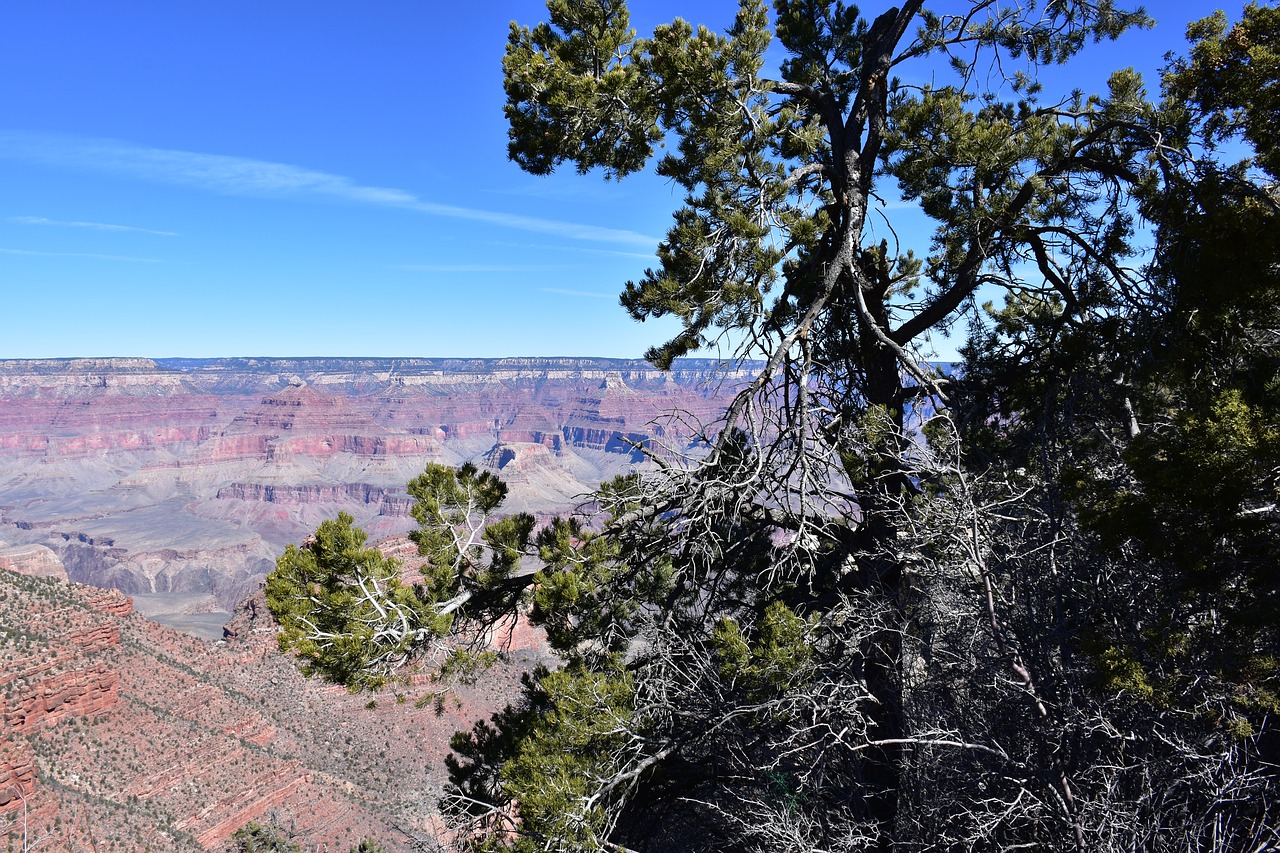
<box><xmin>0</xmin><ymin>357</ymin><xmax>743</xmax><ymax>624</ymax></box>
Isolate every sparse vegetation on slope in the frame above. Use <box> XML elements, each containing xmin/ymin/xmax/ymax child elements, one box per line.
<box><xmin>0</xmin><ymin>563</ymin><xmax>545</xmax><ymax>851</ymax></box>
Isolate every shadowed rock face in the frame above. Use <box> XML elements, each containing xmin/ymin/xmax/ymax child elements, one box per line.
<box><xmin>0</xmin><ymin>357</ymin><xmax>742</xmax><ymax>610</ymax></box>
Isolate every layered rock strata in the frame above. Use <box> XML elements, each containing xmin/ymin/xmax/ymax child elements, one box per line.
<box><xmin>0</xmin><ymin>543</ymin><xmax>68</xmax><ymax>582</ymax></box>
<box><xmin>0</xmin><ymin>358</ymin><xmax>742</xmax><ymax>613</ymax></box>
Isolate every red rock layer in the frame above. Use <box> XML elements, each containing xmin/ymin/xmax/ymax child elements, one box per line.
<box><xmin>0</xmin><ymin>549</ymin><xmax>550</xmax><ymax>851</ymax></box>
<box><xmin>1</xmin><ymin>665</ymin><xmax>120</xmax><ymax>732</ymax></box>
<box><xmin>0</xmin><ymin>740</ymin><xmax>37</xmax><ymax>811</ymax></box>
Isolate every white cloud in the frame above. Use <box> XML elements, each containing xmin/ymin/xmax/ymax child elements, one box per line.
<box><xmin>395</xmin><ymin>263</ymin><xmax>564</xmax><ymax>273</ymax></box>
<box><xmin>540</xmin><ymin>287</ymin><xmax>617</xmax><ymax>299</ymax></box>
<box><xmin>492</xmin><ymin>239</ymin><xmax>656</xmax><ymax>260</ymax></box>
<box><xmin>404</xmin><ymin>200</ymin><xmax>658</xmax><ymax>246</ymax></box>
<box><xmin>7</xmin><ymin>215</ymin><xmax>177</xmax><ymax>236</ymax></box>
<box><xmin>0</xmin><ymin>246</ymin><xmax>161</xmax><ymax>263</ymax></box>
<box><xmin>0</xmin><ymin>131</ymin><xmax>659</xmax><ymax>247</ymax></box>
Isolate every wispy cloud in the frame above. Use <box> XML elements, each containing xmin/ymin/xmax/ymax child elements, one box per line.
<box><xmin>405</xmin><ymin>201</ymin><xmax>657</xmax><ymax>246</ymax></box>
<box><xmin>0</xmin><ymin>246</ymin><xmax>162</xmax><ymax>263</ymax></box>
<box><xmin>540</xmin><ymin>287</ymin><xmax>617</xmax><ymax>300</ymax></box>
<box><xmin>494</xmin><ymin>240</ymin><xmax>656</xmax><ymax>260</ymax></box>
<box><xmin>479</xmin><ymin>182</ymin><xmax>616</xmax><ymax>201</ymax></box>
<box><xmin>395</xmin><ymin>263</ymin><xmax>565</xmax><ymax>273</ymax></box>
<box><xmin>7</xmin><ymin>215</ymin><xmax>177</xmax><ymax>236</ymax></box>
<box><xmin>0</xmin><ymin>131</ymin><xmax>659</xmax><ymax>247</ymax></box>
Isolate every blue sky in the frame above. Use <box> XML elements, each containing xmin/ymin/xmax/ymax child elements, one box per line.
<box><xmin>0</xmin><ymin>1</ymin><xmax>1225</xmax><ymax>359</ymax></box>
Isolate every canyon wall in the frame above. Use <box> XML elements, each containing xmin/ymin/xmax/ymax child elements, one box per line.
<box><xmin>0</xmin><ymin>357</ymin><xmax>742</xmax><ymax>612</ymax></box>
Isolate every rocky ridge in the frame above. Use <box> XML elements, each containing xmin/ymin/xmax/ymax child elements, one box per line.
<box><xmin>0</xmin><ymin>551</ymin><xmax>548</xmax><ymax>851</ymax></box>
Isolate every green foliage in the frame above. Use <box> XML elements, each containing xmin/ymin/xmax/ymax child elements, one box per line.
<box><xmin>267</xmin><ymin>463</ymin><xmax>537</xmax><ymax>691</ymax></box>
<box><xmin>444</xmin><ymin>663</ymin><xmax>638</xmax><ymax>853</ymax></box>
<box><xmin>956</xmin><ymin>0</ymin><xmax>1280</xmax><ymax>781</ymax></box>
<box><xmin>408</xmin><ymin>462</ymin><xmax>534</xmax><ymax>601</ymax></box>
<box><xmin>347</xmin><ymin>840</ymin><xmax>387</xmax><ymax>853</ymax></box>
<box><xmin>529</xmin><ymin>503</ymin><xmax>676</xmax><ymax>662</ymax></box>
<box><xmin>502</xmin><ymin>0</ymin><xmax>659</xmax><ymax>178</ymax></box>
<box><xmin>1077</xmin><ymin>5</ymin><xmax>1280</xmax><ymax>713</ymax></box>
<box><xmin>498</xmin><ymin>665</ymin><xmax>636</xmax><ymax>850</ymax></box>
<box><xmin>228</xmin><ymin>822</ymin><xmax>300</xmax><ymax>853</ymax></box>
<box><xmin>713</xmin><ymin>601</ymin><xmax>815</xmax><ymax>697</ymax></box>
<box><xmin>266</xmin><ymin>513</ymin><xmax>442</xmax><ymax>690</ymax></box>
<box><xmin>1093</xmin><ymin>646</ymin><xmax>1158</xmax><ymax>702</ymax></box>
<box><xmin>1164</xmin><ymin>3</ymin><xmax>1280</xmax><ymax>178</ymax></box>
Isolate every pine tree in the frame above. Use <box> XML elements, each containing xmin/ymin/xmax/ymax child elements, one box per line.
<box><xmin>953</xmin><ymin>4</ymin><xmax>1279</xmax><ymax>845</ymax></box>
<box><xmin>228</xmin><ymin>822</ymin><xmax>300</xmax><ymax>853</ymax></box>
<box><xmin>484</xmin><ymin>1</ymin><xmax>1155</xmax><ymax>848</ymax></box>
<box><xmin>267</xmin><ymin>2</ymin><xmax>1280</xmax><ymax>850</ymax></box>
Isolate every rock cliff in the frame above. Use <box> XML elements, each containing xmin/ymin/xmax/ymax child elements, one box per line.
<box><xmin>0</xmin><ymin>543</ymin><xmax>68</xmax><ymax>582</ymax></box>
<box><xmin>0</xmin><ymin>357</ymin><xmax>744</xmax><ymax>614</ymax></box>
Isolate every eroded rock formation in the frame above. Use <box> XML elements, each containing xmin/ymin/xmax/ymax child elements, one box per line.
<box><xmin>0</xmin><ymin>543</ymin><xmax>68</xmax><ymax>582</ymax></box>
<box><xmin>0</xmin><ymin>358</ymin><xmax>741</xmax><ymax>612</ymax></box>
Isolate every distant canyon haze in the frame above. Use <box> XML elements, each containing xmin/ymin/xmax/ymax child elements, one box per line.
<box><xmin>0</xmin><ymin>357</ymin><xmax>744</xmax><ymax>633</ymax></box>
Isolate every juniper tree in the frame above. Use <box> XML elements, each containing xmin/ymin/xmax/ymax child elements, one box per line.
<box><xmin>268</xmin><ymin>2</ymin><xmax>1280</xmax><ymax>850</ymax></box>
<box><xmin>483</xmin><ymin>1</ymin><xmax>1155</xmax><ymax>849</ymax></box>
<box><xmin>958</xmin><ymin>0</ymin><xmax>1280</xmax><ymax>721</ymax></box>
<box><xmin>268</xmin><ymin>464</ymin><xmax>535</xmax><ymax>691</ymax></box>
<box><xmin>954</xmin><ymin>8</ymin><xmax>1280</xmax><ymax>845</ymax></box>
<box><xmin>228</xmin><ymin>821</ymin><xmax>300</xmax><ymax>853</ymax></box>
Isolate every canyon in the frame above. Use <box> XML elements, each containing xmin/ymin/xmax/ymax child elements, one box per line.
<box><xmin>0</xmin><ymin>356</ymin><xmax>744</xmax><ymax>848</ymax></box>
<box><xmin>0</xmin><ymin>357</ymin><xmax>744</xmax><ymax>627</ymax></box>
